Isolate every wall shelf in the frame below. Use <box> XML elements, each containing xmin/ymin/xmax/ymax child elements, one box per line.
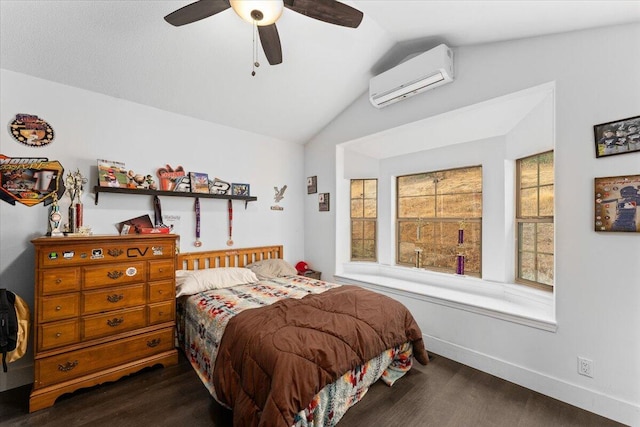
<box><xmin>93</xmin><ymin>186</ymin><xmax>257</xmax><ymax>208</ymax></box>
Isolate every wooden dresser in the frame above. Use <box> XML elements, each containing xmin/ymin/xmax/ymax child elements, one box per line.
<box><xmin>30</xmin><ymin>234</ymin><xmax>178</xmax><ymax>412</ymax></box>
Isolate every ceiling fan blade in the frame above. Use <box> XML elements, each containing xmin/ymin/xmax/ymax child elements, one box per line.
<box><xmin>284</xmin><ymin>0</ymin><xmax>363</xmax><ymax>28</ymax></box>
<box><xmin>258</xmin><ymin>24</ymin><xmax>283</xmax><ymax>65</ymax></box>
<box><xmin>164</xmin><ymin>0</ymin><xmax>230</xmax><ymax>27</ymax></box>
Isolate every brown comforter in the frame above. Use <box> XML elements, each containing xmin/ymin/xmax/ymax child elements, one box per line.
<box><xmin>213</xmin><ymin>284</ymin><xmax>429</xmax><ymax>427</ymax></box>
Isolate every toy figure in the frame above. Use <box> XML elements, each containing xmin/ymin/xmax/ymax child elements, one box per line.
<box><xmin>146</xmin><ymin>175</ymin><xmax>157</xmax><ymax>190</ymax></box>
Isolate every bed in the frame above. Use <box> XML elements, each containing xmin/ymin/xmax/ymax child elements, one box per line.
<box><xmin>176</xmin><ymin>245</ymin><xmax>428</xmax><ymax>427</ymax></box>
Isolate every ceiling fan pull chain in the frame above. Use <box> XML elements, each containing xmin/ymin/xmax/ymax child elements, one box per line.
<box><xmin>252</xmin><ymin>20</ymin><xmax>260</xmax><ymax>76</ymax></box>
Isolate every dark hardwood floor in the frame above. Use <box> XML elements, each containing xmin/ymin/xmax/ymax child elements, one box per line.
<box><xmin>0</xmin><ymin>351</ymin><xmax>624</xmax><ymax>427</ymax></box>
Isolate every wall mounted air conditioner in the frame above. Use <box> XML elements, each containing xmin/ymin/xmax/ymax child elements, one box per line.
<box><xmin>369</xmin><ymin>44</ymin><xmax>454</xmax><ymax>108</ymax></box>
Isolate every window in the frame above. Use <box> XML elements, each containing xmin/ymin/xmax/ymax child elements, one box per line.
<box><xmin>350</xmin><ymin>179</ymin><xmax>377</xmax><ymax>261</ymax></box>
<box><xmin>397</xmin><ymin>166</ymin><xmax>482</xmax><ymax>276</ymax></box>
<box><xmin>516</xmin><ymin>151</ymin><xmax>554</xmax><ymax>290</ymax></box>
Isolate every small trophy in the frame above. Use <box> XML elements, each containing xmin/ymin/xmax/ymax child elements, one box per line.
<box><xmin>65</xmin><ymin>169</ymin><xmax>88</xmax><ymax>234</ymax></box>
<box><xmin>49</xmin><ymin>193</ymin><xmax>64</xmax><ymax>237</ymax></box>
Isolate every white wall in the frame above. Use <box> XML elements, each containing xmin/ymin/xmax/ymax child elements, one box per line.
<box><xmin>0</xmin><ymin>70</ymin><xmax>304</xmax><ymax>391</ymax></box>
<box><xmin>304</xmin><ymin>24</ymin><xmax>640</xmax><ymax>425</ymax></box>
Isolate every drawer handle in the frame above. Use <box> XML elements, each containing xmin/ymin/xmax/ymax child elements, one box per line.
<box><xmin>107</xmin><ymin>317</ymin><xmax>124</xmax><ymax>327</ymax></box>
<box><xmin>108</xmin><ymin>248</ymin><xmax>124</xmax><ymax>257</ymax></box>
<box><xmin>58</xmin><ymin>361</ymin><xmax>78</xmax><ymax>372</ymax></box>
<box><xmin>107</xmin><ymin>294</ymin><xmax>124</xmax><ymax>303</ymax></box>
<box><xmin>107</xmin><ymin>270</ymin><xmax>124</xmax><ymax>280</ymax></box>
<box><xmin>55</xmin><ymin>305</ymin><xmax>62</xmax><ymax>311</ymax></box>
<box><xmin>147</xmin><ymin>338</ymin><xmax>161</xmax><ymax>347</ymax></box>
<box><xmin>55</xmin><ymin>332</ymin><xmax>62</xmax><ymax>338</ymax></box>
<box><xmin>55</xmin><ymin>278</ymin><xmax>62</xmax><ymax>284</ymax></box>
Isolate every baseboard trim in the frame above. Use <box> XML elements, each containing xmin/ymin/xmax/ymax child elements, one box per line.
<box><xmin>0</xmin><ymin>360</ymin><xmax>33</xmax><ymax>392</ymax></box>
<box><xmin>424</xmin><ymin>334</ymin><xmax>639</xmax><ymax>426</ymax></box>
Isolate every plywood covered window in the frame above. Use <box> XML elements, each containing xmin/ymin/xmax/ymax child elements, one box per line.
<box><xmin>351</xmin><ymin>179</ymin><xmax>377</xmax><ymax>261</ymax></box>
<box><xmin>397</xmin><ymin>166</ymin><xmax>482</xmax><ymax>276</ymax></box>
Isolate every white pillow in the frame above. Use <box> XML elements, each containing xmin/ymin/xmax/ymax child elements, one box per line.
<box><xmin>245</xmin><ymin>259</ymin><xmax>297</xmax><ymax>280</ymax></box>
<box><xmin>175</xmin><ymin>267</ymin><xmax>258</xmax><ymax>297</ymax></box>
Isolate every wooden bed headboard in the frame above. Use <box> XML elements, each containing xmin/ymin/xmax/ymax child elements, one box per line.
<box><xmin>177</xmin><ymin>245</ymin><xmax>283</xmax><ymax>271</ymax></box>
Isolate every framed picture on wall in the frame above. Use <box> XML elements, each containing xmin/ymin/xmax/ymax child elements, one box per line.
<box><xmin>307</xmin><ymin>176</ymin><xmax>317</xmax><ymax>194</ymax></box>
<box><xmin>594</xmin><ymin>174</ymin><xmax>640</xmax><ymax>232</ymax></box>
<box><xmin>319</xmin><ymin>193</ymin><xmax>330</xmax><ymax>211</ymax></box>
<box><xmin>594</xmin><ymin>115</ymin><xmax>640</xmax><ymax>158</ymax></box>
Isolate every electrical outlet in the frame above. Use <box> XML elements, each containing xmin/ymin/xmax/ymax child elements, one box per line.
<box><xmin>578</xmin><ymin>356</ymin><xmax>593</xmax><ymax>378</ymax></box>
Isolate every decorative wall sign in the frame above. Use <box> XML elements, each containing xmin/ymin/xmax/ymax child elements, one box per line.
<box><xmin>274</xmin><ymin>185</ymin><xmax>287</xmax><ymax>202</ymax></box>
<box><xmin>594</xmin><ymin>174</ymin><xmax>640</xmax><ymax>232</ymax></box>
<box><xmin>157</xmin><ymin>164</ymin><xmax>185</xmax><ymax>191</ymax></box>
<box><xmin>9</xmin><ymin>114</ymin><xmax>55</xmax><ymax>147</ymax></box>
<box><xmin>0</xmin><ymin>154</ymin><xmax>65</xmax><ymax>206</ymax></box>
<box><xmin>594</xmin><ymin>115</ymin><xmax>640</xmax><ymax>158</ymax></box>
<box><xmin>209</xmin><ymin>177</ymin><xmax>230</xmax><ymax>195</ymax></box>
<box><xmin>307</xmin><ymin>176</ymin><xmax>317</xmax><ymax>194</ymax></box>
<box><xmin>271</xmin><ymin>185</ymin><xmax>287</xmax><ymax>211</ymax></box>
<box><xmin>319</xmin><ymin>193</ymin><xmax>330</xmax><ymax>211</ymax></box>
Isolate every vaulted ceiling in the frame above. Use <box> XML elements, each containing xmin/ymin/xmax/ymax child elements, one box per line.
<box><xmin>1</xmin><ymin>1</ymin><xmax>639</xmax><ymax>144</ymax></box>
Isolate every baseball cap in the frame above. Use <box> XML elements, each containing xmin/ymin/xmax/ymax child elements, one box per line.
<box><xmin>295</xmin><ymin>261</ymin><xmax>309</xmax><ymax>273</ymax></box>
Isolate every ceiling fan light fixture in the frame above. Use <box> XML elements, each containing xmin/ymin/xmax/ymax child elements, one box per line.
<box><xmin>230</xmin><ymin>0</ymin><xmax>284</xmax><ymax>26</ymax></box>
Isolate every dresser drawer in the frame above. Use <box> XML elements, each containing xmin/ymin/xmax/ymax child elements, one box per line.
<box><xmin>40</xmin><ymin>268</ymin><xmax>80</xmax><ymax>295</ymax></box>
<box><xmin>39</xmin><ymin>319</ymin><xmax>80</xmax><ymax>351</ymax></box>
<box><xmin>41</xmin><ymin>294</ymin><xmax>80</xmax><ymax>323</ymax></box>
<box><xmin>148</xmin><ymin>280</ymin><xmax>174</xmax><ymax>303</ymax></box>
<box><xmin>37</xmin><ymin>243</ymin><xmax>127</xmax><ymax>267</ymax></box>
<box><xmin>82</xmin><ymin>306</ymin><xmax>146</xmax><ymax>340</ymax></box>
<box><xmin>34</xmin><ymin>327</ymin><xmax>175</xmax><ymax>388</ymax></box>
<box><xmin>83</xmin><ymin>262</ymin><xmax>146</xmax><ymax>290</ymax></box>
<box><xmin>82</xmin><ymin>284</ymin><xmax>146</xmax><ymax>315</ymax></box>
<box><xmin>148</xmin><ymin>301</ymin><xmax>174</xmax><ymax>325</ymax></box>
<box><xmin>148</xmin><ymin>259</ymin><xmax>174</xmax><ymax>281</ymax></box>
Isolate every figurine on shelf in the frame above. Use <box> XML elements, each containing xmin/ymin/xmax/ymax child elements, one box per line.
<box><xmin>145</xmin><ymin>175</ymin><xmax>157</xmax><ymax>190</ymax></box>
<box><xmin>127</xmin><ymin>170</ymin><xmax>148</xmax><ymax>189</ymax></box>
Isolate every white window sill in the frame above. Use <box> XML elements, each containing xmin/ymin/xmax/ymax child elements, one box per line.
<box><xmin>335</xmin><ymin>263</ymin><xmax>557</xmax><ymax>332</ymax></box>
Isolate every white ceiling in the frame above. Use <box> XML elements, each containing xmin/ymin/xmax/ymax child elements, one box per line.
<box><xmin>1</xmin><ymin>1</ymin><xmax>639</xmax><ymax>144</ymax></box>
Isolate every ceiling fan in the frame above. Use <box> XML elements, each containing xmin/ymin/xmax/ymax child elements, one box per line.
<box><xmin>164</xmin><ymin>0</ymin><xmax>364</xmax><ymax>66</ymax></box>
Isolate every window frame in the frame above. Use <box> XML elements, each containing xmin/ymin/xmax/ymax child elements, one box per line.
<box><xmin>515</xmin><ymin>151</ymin><xmax>554</xmax><ymax>291</ymax></box>
<box><xmin>395</xmin><ymin>165</ymin><xmax>482</xmax><ymax>277</ymax></box>
<box><xmin>350</xmin><ymin>178</ymin><xmax>378</xmax><ymax>262</ymax></box>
